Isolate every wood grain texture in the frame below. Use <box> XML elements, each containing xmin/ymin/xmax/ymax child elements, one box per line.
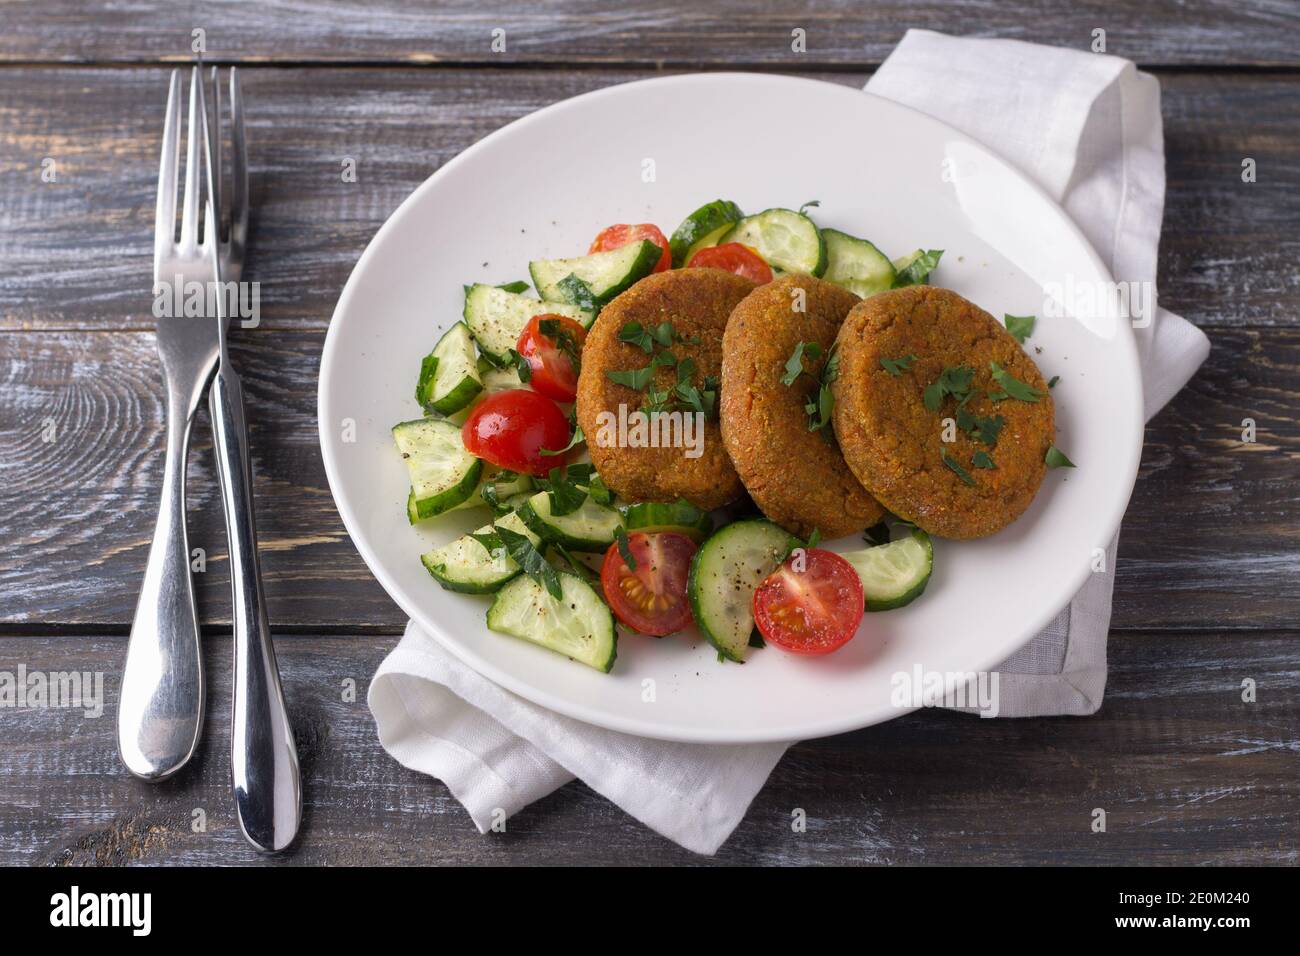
<box><xmin>0</xmin><ymin>1</ymin><xmax>1297</xmax><ymax>67</ymax></box>
<box><xmin>0</xmin><ymin>630</ymin><xmax>1293</xmax><ymax>865</ymax></box>
<box><xmin>2</xmin><ymin>327</ymin><xmax>1295</xmax><ymax>632</ymax></box>
<box><xmin>0</xmin><ymin>68</ymin><xmax>1296</xmax><ymax>332</ymax></box>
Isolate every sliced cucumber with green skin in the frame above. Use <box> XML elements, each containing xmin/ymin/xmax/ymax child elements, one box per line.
<box><xmin>822</xmin><ymin>228</ymin><xmax>896</xmax><ymax>298</ymax></box>
<box><xmin>518</xmin><ymin>490</ymin><xmax>625</xmax><ymax>552</ymax></box>
<box><xmin>687</xmin><ymin>519</ymin><xmax>797</xmax><ymax>662</ymax></box>
<box><xmin>479</xmin><ymin>470</ymin><xmax>534</xmax><ymax>514</ymax></box>
<box><xmin>486</xmin><ymin>571</ymin><xmax>617</xmax><ymax>673</ymax></box>
<box><xmin>721</xmin><ymin>208</ymin><xmax>827</xmax><ymax>277</ymax></box>
<box><xmin>843</xmin><ymin>529</ymin><xmax>934</xmax><ymax>611</ymax></box>
<box><xmin>393</xmin><ymin>417</ymin><xmax>483</xmax><ymax>522</ymax></box>
<box><xmin>420</xmin><ymin>512</ymin><xmax>541</xmax><ymax>594</ymax></box>
<box><xmin>529</xmin><ymin>240</ymin><xmax>661</xmax><ymax>307</ymax></box>
<box><xmin>463</xmin><ymin>284</ymin><xmax>594</xmax><ymax>365</ymax></box>
<box><xmin>415</xmin><ymin>322</ymin><xmax>482</xmax><ymax>415</ymax></box>
<box><xmin>669</xmin><ymin>199</ymin><xmax>744</xmax><ymax>267</ymax></box>
<box><xmin>622</xmin><ymin>500</ymin><xmax>713</xmax><ymax>541</ymax></box>
<box><xmin>480</xmin><ymin>363</ymin><xmax>525</xmax><ymax>394</ymax></box>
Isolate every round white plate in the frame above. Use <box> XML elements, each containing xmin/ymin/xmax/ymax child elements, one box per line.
<box><xmin>319</xmin><ymin>73</ymin><xmax>1143</xmax><ymax>743</ymax></box>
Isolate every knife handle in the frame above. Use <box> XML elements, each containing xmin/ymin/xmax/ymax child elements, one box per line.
<box><xmin>209</xmin><ymin>363</ymin><xmax>301</xmax><ymax>853</ymax></box>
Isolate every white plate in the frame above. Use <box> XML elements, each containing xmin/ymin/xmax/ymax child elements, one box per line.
<box><xmin>319</xmin><ymin>73</ymin><xmax>1143</xmax><ymax>743</ymax></box>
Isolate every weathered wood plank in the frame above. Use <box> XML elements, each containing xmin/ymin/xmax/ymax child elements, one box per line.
<box><xmin>0</xmin><ymin>69</ymin><xmax>1296</xmax><ymax>332</ymax></box>
<box><xmin>0</xmin><ymin>327</ymin><xmax>1295</xmax><ymax>631</ymax></box>
<box><xmin>0</xmin><ymin>630</ymin><xmax>1293</xmax><ymax>865</ymax></box>
<box><xmin>0</xmin><ymin>1</ymin><xmax>1296</xmax><ymax>67</ymax></box>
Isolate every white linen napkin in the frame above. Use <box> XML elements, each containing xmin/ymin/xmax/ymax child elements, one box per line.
<box><xmin>368</xmin><ymin>30</ymin><xmax>1210</xmax><ymax>855</ymax></box>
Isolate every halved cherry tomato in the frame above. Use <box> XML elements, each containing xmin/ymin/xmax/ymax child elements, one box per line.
<box><xmin>589</xmin><ymin>223</ymin><xmax>672</xmax><ymax>274</ymax></box>
<box><xmin>686</xmin><ymin>243</ymin><xmax>774</xmax><ymax>285</ymax></box>
<box><xmin>515</xmin><ymin>313</ymin><xmax>587</xmax><ymax>403</ymax></box>
<box><xmin>600</xmin><ymin>531</ymin><xmax>698</xmax><ymax>636</ymax></box>
<box><xmin>752</xmin><ymin>548</ymin><xmax>864</xmax><ymax>655</ymax></box>
<box><xmin>461</xmin><ymin>388</ymin><xmax>572</xmax><ymax>477</ymax></box>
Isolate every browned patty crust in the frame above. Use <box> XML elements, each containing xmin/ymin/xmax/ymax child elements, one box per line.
<box><xmin>720</xmin><ymin>275</ymin><xmax>885</xmax><ymax>539</ymax></box>
<box><xmin>831</xmin><ymin>286</ymin><xmax>1055</xmax><ymax>539</ymax></box>
<box><xmin>576</xmin><ymin>268</ymin><xmax>754</xmax><ymax>510</ymax></box>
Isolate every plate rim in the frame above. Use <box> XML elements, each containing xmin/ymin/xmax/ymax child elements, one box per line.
<box><xmin>318</xmin><ymin>71</ymin><xmax>1144</xmax><ymax>743</ymax></box>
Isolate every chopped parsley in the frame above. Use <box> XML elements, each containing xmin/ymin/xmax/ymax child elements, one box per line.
<box><xmin>1004</xmin><ymin>314</ymin><xmax>1036</xmax><ymax>344</ymax></box>
<box><xmin>880</xmin><ymin>354</ymin><xmax>917</xmax><ymax>377</ymax></box>
<box><xmin>539</xmin><ymin>425</ymin><xmax>584</xmax><ymax>457</ymax></box>
<box><xmin>955</xmin><ymin>405</ymin><xmax>1006</xmax><ymax>446</ymax></box>
<box><xmin>941</xmin><ymin>448</ymin><xmax>976</xmax><ymax>486</ymax></box>
<box><xmin>1048</xmin><ymin>375</ymin><xmax>1060</xmax><ymax>389</ymax></box>
<box><xmin>614</xmin><ymin>526</ymin><xmax>637</xmax><ymax>571</ymax></box>
<box><xmin>1045</xmin><ymin>445</ymin><xmax>1076</xmax><ymax>469</ymax></box>
<box><xmin>475</xmin><ymin>525</ymin><xmax>561</xmax><ymax>599</ymax></box>
<box><xmin>505</xmin><ymin>347</ymin><xmax>532</xmax><ymax>383</ymax></box>
<box><xmin>989</xmin><ymin>360</ymin><xmax>1044</xmax><ymax>403</ymax></box>
<box><xmin>972</xmin><ymin>450</ymin><xmax>996</xmax><ymax>469</ymax></box>
<box><xmin>541</xmin><ymin>464</ymin><xmax>588</xmax><ymax>516</ymax></box>
<box><xmin>805</xmin><ymin>347</ymin><xmax>840</xmax><ymax>432</ymax></box>
<box><xmin>864</xmin><ymin>521</ymin><xmax>892</xmax><ymax>547</ymax></box>
<box><xmin>557</xmin><ymin>273</ymin><xmax>597</xmax><ymax>313</ymax></box>
<box><xmin>781</xmin><ymin>340</ymin><xmax>824</xmax><ymax>386</ymax></box>
<box><xmin>923</xmin><ymin>365</ymin><xmax>975</xmax><ymax>411</ymax></box>
<box><xmin>892</xmin><ymin>249</ymin><xmax>944</xmax><ymax>288</ymax></box>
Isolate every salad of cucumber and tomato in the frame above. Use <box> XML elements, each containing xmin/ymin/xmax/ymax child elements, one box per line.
<box><xmin>393</xmin><ymin>199</ymin><xmax>941</xmax><ymax>673</ymax></box>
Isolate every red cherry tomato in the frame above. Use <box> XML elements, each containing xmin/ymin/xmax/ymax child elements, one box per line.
<box><xmin>515</xmin><ymin>313</ymin><xmax>588</xmax><ymax>403</ymax></box>
<box><xmin>600</xmin><ymin>531</ymin><xmax>698</xmax><ymax>636</ymax></box>
<box><xmin>461</xmin><ymin>389</ymin><xmax>572</xmax><ymax>477</ymax></box>
<box><xmin>752</xmin><ymin>548</ymin><xmax>864</xmax><ymax>655</ymax></box>
<box><xmin>686</xmin><ymin>243</ymin><xmax>774</xmax><ymax>284</ymax></box>
<box><xmin>589</xmin><ymin>223</ymin><xmax>672</xmax><ymax>274</ymax></box>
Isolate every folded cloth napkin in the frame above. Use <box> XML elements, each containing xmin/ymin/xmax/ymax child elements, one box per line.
<box><xmin>369</xmin><ymin>30</ymin><xmax>1211</xmax><ymax>855</ymax></box>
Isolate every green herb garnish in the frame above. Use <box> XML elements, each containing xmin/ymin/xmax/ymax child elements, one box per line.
<box><xmin>618</xmin><ymin>321</ymin><xmax>655</xmax><ymax>353</ymax></box>
<box><xmin>539</xmin><ymin>425</ymin><xmax>584</xmax><ymax>457</ymax></box>
<box><xmin>505</xmin><ymin>347</ymin><xmax>532</xmax><ymax>383</ymax></box>
<box><xmin>972</xmin><ymin>450</ymin><xmax>996</xmax><ymax>469</ymax></box>
<box><xmin>1048</xmin><ymin>375</ymin><xmax>1060</xmax><ymax>389</ymax></box>
<box><xmin>941</xmin><ymin>448</ymin><xmax>976</xmax><ymax>485</ymax></box>
<box><xmin>864</xmin><ymin>521</ymin><xmax>892</xmax><ymax>547</ymax></box>
<box><xmin>1045</xmin><ymin>445</ymin><xmax>1076</xmax><ymax>469</ymax></box>
<box><xmin>892</xmin><ymin>249</ymin><xmax>944</xmax><ymax>288</ymax></box>
<box><xmin>607</xmin><ymin>365</ymin><xmax>655</xmax><ymax>390</ymax></box>
<box><xmin>496</xmin><ymin>280</ymin><xmax>530</xmax><ymax>294</ymax></box>
<box><xmin>880</xmin><ymin>354</ymin><xmax>917</xmax><ymax>376</ymax></box>
<box><xmin>557</xmin><ymin>273</ymin><xmax>597</xmax><ymax>313</ymax></box>
<box><xmin>542</xmin><ymin>465</ymin><xmax>588</xmax><ymax>516</ymax></box>
<box><xmin>781</xmin><ymin>340</ymin><xmax>824</xmax><ymax>386</ymax></box>
<box><xmin>989</xmin><ymin>361</ymin><xmax>1044</xmax><ymax>403</ymax></box>
<box><xmin>614</xmin><ymin>526</ymin><xmax>637</xmax><ymax>571</ymax></box>
<box><xmin>493</xmin><ymin>525</ymin><xmax>562</xmax><ymax>599</ymax></box>
<box><xmin>586</xmin><ymin>473</ymin><xmax>613</xmax><ymax>505</ymax></box>
<box><xmin>923</xmin><ymin>365</ymin><xmax>975</xmax><ymax>411</ymax></box>
<box><xmin>1004</xmin><ymin>314</ymin><xmax>1036</xmax><ymax>344</ymax></box>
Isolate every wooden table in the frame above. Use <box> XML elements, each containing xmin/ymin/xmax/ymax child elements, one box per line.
<box><xmin>2</xmin><ymin>3</ymin><xmax>1296</xmax><ymax>866</ymax></box>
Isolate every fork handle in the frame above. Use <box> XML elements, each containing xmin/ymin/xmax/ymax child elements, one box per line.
<box><xmin>210</xmin><ymin>363</ymin><xmax>301</xmax><ymax>853</ymax></box>
<box><xmin>118</xmin><ymin>383</ymin><xmax>205</xmax><ymax>781</ymax></box>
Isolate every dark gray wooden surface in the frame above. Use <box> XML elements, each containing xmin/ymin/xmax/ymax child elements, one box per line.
<box><xmin>0</xmin><ymin>3</ymin><xmax>1296</xmax><ymax>865</ymax></box>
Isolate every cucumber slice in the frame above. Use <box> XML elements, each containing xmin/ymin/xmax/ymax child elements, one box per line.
<box><xmin>518</xmin><ymin>490</ymin><xmax>625</xmax><ymax>552</ymax></box>
<box><xmin>529</xmin><ymin>240</ymin><xmax>661</xmax><ymax>307</ymax></box>
<box><xmin>487</xmin><ymin>571</ymin><xmax>617</xmax><ymax>673</ymax></box>
<box><xmin>415</xmin><ymin>322</ymin><xmax>482</xmax><ymax>415</ymax></box>
<box><xmin>463</xmin><ymin>284</ymin><xmax>594</xmax><ymax>365</ymax></box>
<box><xmin>420</xmin><ymin>512</ymin><xmax>541</xmax><ymax>594</ymax></box>
<box><xmin>687</xmin><ymin>519</ymin><xmax>796</xmax><ymax>662</ymax></box>
<box><xmin>392</xmin><ymin>417</ymin><xmax>483</xmax><ymax>522</ymax></box>
<box><xmin>669</xmin><ymin>199</ymin><xmax>744</xmax><ymax>267</ymax></box>
<box><xmin>722</xmin><ymin>208</ymin><xmax>827</xmax><ymax>277</ymax></box>
<box><xmin>843</xmin><ymin>529</ymin><xmax>934</xmax><ymax>611</ymax></box>
<box><xmin>480</xmin><ymin>364</ymin><xmax>525</xmax><ymax>394</ymax></box>
<box><xmin>822</xmin><ymin>228</ymin><xmax>896</xmax><ymax>298</ymax></box>
<box><xmin>622</xmin><ymin>500</ymin><xmax>713</xmax><ymax>541</ymax></box>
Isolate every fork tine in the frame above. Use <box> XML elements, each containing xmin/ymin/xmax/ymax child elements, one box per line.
<box><xmin>209</xmin><ymin>66</ymin><xmax>223</xmax><ymax>245</ymax></box>
<box><xmin>154</xmin><ymin>70</ymin><xmax>182</xmax><ymax>267</ymax></box>
<box><xmin>229</xmin><ymin>67</ymin><xmax>249</xmax><ymax>249</ymax></box>
<box><xmin>179</xmin><ymin>66</ymin><xmax>202</xmax><ymax>250</ymax></box>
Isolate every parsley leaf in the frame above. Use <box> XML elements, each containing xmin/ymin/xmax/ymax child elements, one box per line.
<box><xmin>941</xmin><ymin>448</ymin><xmax>976</xmax><ymax>485</ymax></box>
<box><xmin>781</xmin><ymin>340</ymin><xmax>824</xmax><ymax>386</ymax></box>
<box><xmin>617</xmin><ymin>321</ymin><xmax>654</xmax><ymax>353</ymax></box>
<box><xmin>606</xmin><ymin>365</ymin><xmax>655</xmax><ymax>390</ymax></box>
<box><xmin>1004</xmin><ymin>314</ymin><xmax>1036</xmax><ymax>344</ymax></box>
<box><xmin>676</xmin><ymin>374</ymin><xmax>719</xmax><ymax>420</ymax></box>
<box><xmin>805</xmin><ymin>527</ymin><xmax>821</xmax><ymax>549</ymax></box>
<box><xmin>864</xmin><ymin>521</ymin><xmax>892</xmax><ymax>547</ymax></box>
<box><xmin>1045</xmin><ymin>445</ymin><xmax>1076</xmax><ymax>469</ymax></box>
<box><xmin>614</xmin><ymin>526</ymin><xmax>637</xmax><ymax>571</ymax></box>
<box><xmin>1048</xmin><ymin>375</ymin><xmax>1060</xmax><ymax>389</ymax></box>
<box><xmin>493</xmin><ymin>524</ymin><xmax>562</xmax><ymax>599</ymax></box>
<box><xmin>552</xmin><ymin>542</ymin><xmax>598</xmax><ymax>585</ymax></box>
<box><xmin>540</xmin><ymin>425</ymin><xmax>584</xmax><ymax>457</ymax></box>
<box><xmin>972</xmin><ymin>450</ymin><xmax>996</xmax><ymax>469</ymax></box>
<box><xmin>923</xmin><ymin>365</ymin><xmax>975</xmax><ymax>411</ymax></box>
<box><xmin>880</xmin><ymin>354</ymin><xmax>917</xmax><ymax>376</ymax></box>
<box><xmin>586</xmin><ymin>473</ymin><xmax>613</xmax><ymax>505</ymax></box>
<box><xmin>505</xmin><ymin>347</ymin><xmax>532</xmax><ymax>383</ymax></box>
<box><xmin>650</xmin><ymin>322</ymin><xmax>676</xmax><ymax>347</ymax></box>
<box><xmin>892</xmin><ymin>249</ymin><xmax>944</xmax><ymax>287</ymax></box>
<box><xmin>805</xmin><ymin>384</ymin><xmax>835</xmax><ymax>432</ymax></box>
<box><xmin>799</xmin><ymin>199</ymin><xmax>821</xmax><ymax>215</ymax></box>
<box><xmin>955</xmin><ymin>405</ymin><xmax>1006</xmax><ymax>446</ymax></box>
<box><xmin>496</xmin><ymin>280</ymin><xmax>530</xmax><ymax>294</ymax></box>
<box><xmin>557</xmin><ymin>273</ymin><xmax>597</xmax><ymax>314</ymax></box>
<box><xmin>542</xmin><ymin>465</ymin><xmax>588</xmax><ymax>516</ymax></box>
<box><xmin>989</xmin><ymin>361</ymin><xmax>1044</xmax><ymax>403</ymax></box>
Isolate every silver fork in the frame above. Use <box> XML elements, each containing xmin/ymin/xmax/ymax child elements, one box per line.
<box><xmin>118</xmin><ymin>67</ymin><xmax>243</xmax><ymax>783</ymax></box>
<box><xmin>194</xmin><ymin>68</ymin><xmax>301</xmax><ymax>854</ymax></box>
